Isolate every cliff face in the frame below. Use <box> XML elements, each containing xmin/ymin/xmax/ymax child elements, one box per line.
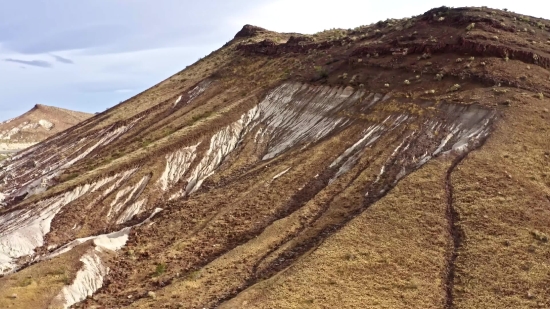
<box><xmin>0</xmin><ymin>7</ymin><xmax>549</xmax><ymax>309</ymax></box>
<box><xmin>0</xmin><ymin>104</ymin><xmax>93</xmax><ymax>154</ymax></box>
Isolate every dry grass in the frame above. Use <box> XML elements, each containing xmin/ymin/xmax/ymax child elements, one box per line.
<box><xmin>451</xmin><ymin>94</ymin><xmax>550</xmax><ymax>308</ymax></box>
<box><xmin>0</xmin><ymin>244</ymin><xmax>89</xmax><ymax>309</ymax></box>
<box><xmin>221</xmin><ymin>159</ymin><xmax>451</xmax><ymax>308</ymax></box>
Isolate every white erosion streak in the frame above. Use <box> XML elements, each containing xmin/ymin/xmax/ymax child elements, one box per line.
<box><xmin>272</xmin><ymin>167</ymin><xmax>291</xmax><ymax>180</ymax></box>
<box><xmin>0</xmin><ymin>119</ymin><xmax>141</xmax><ymax>204</ymax></box>
<box><xmin>57</xmin><ymin>250</ymin><xmax>107</xmax><ymax>309</ymax></box>
<box><xmin>0</xmin><ymin>175</ymin><xmax>117</xmax><ymax>274</ymax></box>
<box><xmin>257</xmin><ymin>83</ymin><xmax>365</xmax><ymax>160</ymax></box>
<box><xmin>108</xmin><ymin>174</ymin><xmax>151</xmax><ymax>220</ymax></box>
<box><xmin>102</xmin><ymin>168</ymin><xmax>139</xmax><ymax>197</ymax></box>
<box><xmin>169</xmin><ymin>106</ymin><xmax>259</xmax><ymax>196</ymax></box>
<box><xmin>158</xmin><ymin>143</ymin><xmax>199</xmax><ymax>191</ymax></box>
<box><xmin>174</xmin><ymin>95</ymin><xmax>183</xmax><ymax>106</ymax></box>
<box><xmin>116</xmin><ymin>199</ymin><xmax>147</xmax><ymax>224</ymax></box>
<box><xmin>52</xmin><ymin>208</ymin><xmax>162</xmax><ymax>309</ymax></box>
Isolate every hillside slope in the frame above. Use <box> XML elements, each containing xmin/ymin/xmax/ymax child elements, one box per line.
<box><xmin>0</xmin><ymin>104</ymin><xmax>93</xmax><ymax>154</ymax></box>
<box><xmin>0</xmin><ymin>6</ymin><xmax>549</xmax><ymax>309</ymax></box>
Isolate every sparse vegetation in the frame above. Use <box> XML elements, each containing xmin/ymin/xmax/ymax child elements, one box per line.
<box><xmin>153</xmin><ymin>263</ymin><xmax>167</xmax><ymax>277</ymax></box>
<box><xmin>314</xmin><ymin>65</ymin><xmax>329</xmax><ymax>79</ymax></box>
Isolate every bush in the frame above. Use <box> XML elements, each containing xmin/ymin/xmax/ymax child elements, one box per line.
<box><xmin>153</xmin><ymin>263</ymin><xmax>167</xmax><ymax>276</ymax></box>
<box><xmin>314</xmin><ymin>66</ymin><xmax>329</xmax><ymax>79</ymax></box>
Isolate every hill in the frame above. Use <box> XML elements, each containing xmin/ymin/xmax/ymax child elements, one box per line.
<box><xmin>0</xmin><ymin>104</ymin><xmax>93</xmax><ymax>155</ymax></box>
<box><xmin>0</xmin><ymin>6</ymin><xmax>549</xmax><ymax>309</ymax></box>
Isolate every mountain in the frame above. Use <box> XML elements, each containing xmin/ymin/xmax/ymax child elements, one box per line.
<box><xmin>0</xmin><ymin>104</ymin><xmax>93</xmax><ymax>156</ymax></box>
<box><xmin>1</xmin><ymin>6</ymin><xmax>549</xmax><ymax>309</ymax></box>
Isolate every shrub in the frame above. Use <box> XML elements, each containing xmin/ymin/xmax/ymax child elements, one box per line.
<box><xmin>153</xmin><ymin>263</ymin><xmax>167</xmax><ymax>276</ymax></box>
<box><xmin>314</xmin><ymin>66</ymin><xmax>329</xmax><ymax>79</ymax></box>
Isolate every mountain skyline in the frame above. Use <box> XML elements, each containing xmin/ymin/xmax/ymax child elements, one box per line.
<box><xmin>1</xmin><ymin>0</ymin><xmax>547</xmax><ymax>121</ymax></box>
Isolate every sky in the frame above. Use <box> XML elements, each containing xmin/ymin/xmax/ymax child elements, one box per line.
<box><xmin>1</xmin><ymin>0</ymin><xmax>548</xmax><ymax>121</ymax></box>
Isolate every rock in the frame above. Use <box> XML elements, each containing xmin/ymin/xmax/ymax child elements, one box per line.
<box><xmin>286</xmin><ymin>36</ymin><xmax>314</xmax><ymax>45</ymax></box>
<box><xmin>147</xmin><ymin>291</ymin><xmax>156</xmax><ymax>299</ymax></box>
<box><xmin>38</xmin><ymin>119</ymin><xmax>54</xmax><ymax>130</ymax></box>
<box><xmin>449</xmin><ymin>84</ymin><xmax>461</xmax><ymax>92</ymax></box>
<box><xmin>234</xmin><ymin>24</ymin><xmax>266</xmax><ymax>38</ymax></box>
<box><xmin>9</xmin><ymin>294</ymin><xmax>17</xmax><ymax>299</ymax></box>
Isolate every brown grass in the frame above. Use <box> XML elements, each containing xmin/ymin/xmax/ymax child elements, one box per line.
<box><xmin>0</xmin><ymin>244</ymin><xmax>89</xmax><ymax>309</ymax></box>
<box><xmin>221</xmin><ymin>159</ymin><xmax>451</xmax><ymax>308</ymax></box>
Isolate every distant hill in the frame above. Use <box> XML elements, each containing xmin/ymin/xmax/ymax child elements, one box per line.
<box><xmin>0</xmin><ymin>104</ymin><xmax>93</xmax><ymax>152</ymax></box>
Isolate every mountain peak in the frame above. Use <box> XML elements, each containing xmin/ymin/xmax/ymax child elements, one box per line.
<box><xmin>234</xmin><ymin>24</ymin><xmax>267</xmax><ymax>38</ymax></box>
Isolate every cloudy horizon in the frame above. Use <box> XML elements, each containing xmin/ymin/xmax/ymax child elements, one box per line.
<box><xmin>1</xmin><ymin>0</ymin><xmax>547</xmax><ymax>120</ymax></box>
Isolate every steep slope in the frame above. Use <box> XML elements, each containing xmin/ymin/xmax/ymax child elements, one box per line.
<box><xmin>0</xmin><ymin>6</ymin><xmax>549</xmax><ymax>309</ymax></box>
<box><xmin>0</xmin><ymin>104</ymin><xmax>93</xmax><ymax>155</ymax></box>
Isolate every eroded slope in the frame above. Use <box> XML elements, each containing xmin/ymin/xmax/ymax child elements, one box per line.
<box><xmin>0</xmin><ymin>6</ymin><xmax>549</xmax><ymax>309</ymax></box>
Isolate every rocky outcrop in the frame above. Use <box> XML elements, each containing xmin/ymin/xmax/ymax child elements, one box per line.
<box><xmin>234</xmin><ymin>24</ymin><xmax>267</xmax><ymax>38</ymax></box>
<box><xmin>38</xmin><ymin>119</ymin><xmax>54</xmax><ymax>130</ymax></box>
